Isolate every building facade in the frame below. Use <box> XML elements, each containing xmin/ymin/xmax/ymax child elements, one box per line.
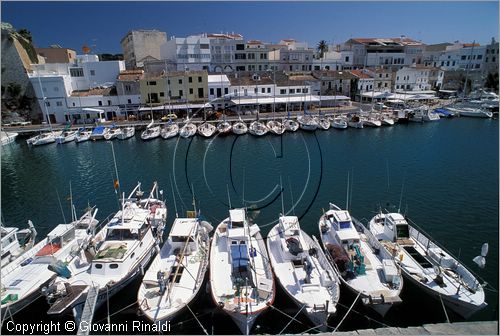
<box><xmin>36</xmin><ymin>46</ymin><xmax>76</xmax><ymax>64</ymax></box>
<box><xmin>121</xmin><ymin>30</ymin><xmax>167</xmax><ymax>69</ymax></box>
<box><xmin>161</xmin><ymin>34</ymin><xmax>211</xmax><ymax>71</ymax></box>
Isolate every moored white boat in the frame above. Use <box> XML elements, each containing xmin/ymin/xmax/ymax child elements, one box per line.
<box><xmin>117</xmin><ymin>126</ymin><xmax>135</xmax><ymax>140</ymax></box>
<box><xmin>331</xmin><ymin>116</ymin><xmax>348</xmax><ymax>129</ymax></box>
<box><xmin>89</xmin><ymin>126</ymin><xmax>110</xmax><ymax>141</ymax></box>
<box><xmin>54</xmin><ymin>130</ymin><xmax>77</xmax><ymax>144</ymax></box>
<box><xmin>44</xmin><ymin>183</ymin><xmax>167</xmax><ymax>321</ymax></box>
<box><xmin>141</xmin><ymin>125</ymin><xmax>161</xmax><ymax>140</ymax></box>
<box><xmin>448</xmin><ymin>107</ymin><xmax>493</xmax><ymax>118</ymax></box>
<box><xmin>161</xmin><ymin>123</ymin><xmax>179</xmax><ymax>139</ymax></box>
<box><xmin>75</xmin><ymin>129</ymin><xmax>92</xmax><ymax>143</ymax></box>
<box><xmin>232</xmin><ymin>120</ymin><xmax>248</xmax><ymax>135</ymax></box>
<box><xmin>209</xmin><ymin>208</ymin><xmax>275</xmax><ymax>334</ymax></box>
<box><xmin>317</xmin><ymin>117</ymin><xmax>331</xmax><ymax>130</ymax></box>
<box><xmin>283</xmin><ymin>119</ymin><xmax>299</xmax><ymax>132</ymax></box>
<box><xmin>1</xmin><ymin>131</ymin><xmax>18</xmax><ymax>146</ymax></box>
<box><xmin>26</xmin><ymin>131</ymin><xmax>58</xmax><ymax>146</ymax></box>
<box><xmin>216</xmin><ymin>120</ymin><xmax>232</xmax><ymax>135</ymax></box>
<box><xmin>266</xmin><ymin>120</ymin><xmax>285</xmax><ymax>135</ymax></box>
<box><xmin>267</xmin><ymin>215</ymin><xmax>339</xmax><ymax>329</ymax></box>
<box><xmin>248</xmin><ymin>120</ymin><xmax>268</xmax><ymax>136</ymax></box>
<box><xmin>361</xmin><ymin>115</ymin><xmax>382</xmax><ymax>127</ymax></box>
<box><xmin>1</xmin><ymin>208</ymin><xmax>99</xmax><ymax>318</ymax></box>
<box><xmin>197</xmin><ymin>122</ymin><xmax>216</xmax><ymax>138</ymax></box>
<box><xmin>297</xmin><ymin>115</ymin><xmax>318</xmax><ymax>131</ymax></box>
<box><xmin>1</xmin><ymin>221</ymin><xmax>37</xmax><ymax>268</ymax></box>
<box><xmin>347</xmin><ymin>115</ymin><xmax>363</xmax><ymax>129</ymax></box>
<box><xmin>369</xmin><ymin>212</ymin><xmax>487</xmax><ymax>319</ymax></box>
<box><xmin>104</xmin><ymin>127</ymin><xmax>122</xmax><ymax>140</ymax></box>
<box><xmin>319</xmin><ymin>204</ymin><xmax>403</xmax><ymax>316</ymax></box>
<box><xmin>138</xmin><ymin>214</ymin><xmax>212</xmax><ymax>324</ymax></box>
<box><xmin>179</xmin><ymin>122</ymin><xmax>197</xmax><ymax>138</ymax></box>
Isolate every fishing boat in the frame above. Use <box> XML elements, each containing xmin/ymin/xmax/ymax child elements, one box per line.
<box><xmin>331</xmin><ymin>116</ymin><xmax>348</xmax><ymax>129</ymax></box>
<box><xmin>117</xmin><ymin>126</ymin><xmax>135</xmax><ymax>140</ymax></box>
<box><xmin>104</xmin><ymin>126</ymin><xmax>122</xmax><ymax>140</ymax></box>
<box><xmin>138</xmin><ymin>213</ymin><xmax>213</xmax><ymax>324</ymax></box>
<box><xmin>1</xmin><ymin>208</ymin><xmax>99</xmax><ymax>318</ymax></box>
<box><xmin>267</xmin><ymin>215</ymin><xmax>339</xmax><ymax>329</ymax></box>
<box><xmin>347</xmin><ymin>115</ymin><xmax>363</xmax><ymax>129</ymax></box>
<box><xmin>248</xmin><ymin>120</ymin><xmax>268</xmax><ymax>136</ymax></box>
<box><xmin>26</xmin><ymin>131</ymin><xmax>57</xmax><ymax>146</ymax></box>
<box><xmin>1</xmin><ymin>131</ymin><xmax>18</xmax><ymax>146</ymax></box>
<box><xmin>75</xmin><ymin>129</ymin><xmax>92</xmax><ymax>143</ymax></box>
<box><xmin>216</xmin><ymin>120</ymin><xmax>232</xmax><ymax>135</ymax></box>
<box><xmin>197</xmin><ymin>122</ymin><xmax>217</xmax><ymax>138</ymax></box>
<box><xmin>266</xmin><ymin>120</ymin><xmax>285</xmax><ymax>135</ymax></box>
<box><xmin>141</xmin><ymin>125</ymin><xmax>161</xmax><ymax>140</ymax></box>
<box><xmin>179</xmin><ymin>121</ymin><xmax>197</xmax><ymax>138</ymax></box>
<box><xmin>44</xmin><ymin>182</ymin><xmax>167</xmax><ymax>321</ymax></box>
<box><xmin>297</xmin><ymin>115</ymin><xmax>318</xmax><ymax>131</ymax></box>
<box><xmin>369</xmin><ymin>212</ymin><xmax>487</xmax><ymax>318</ymax></box>
<box><xmin>283</xmin><ymin>119</ymin><xmax>299</xmax><ymax>132</ymax></box>
<box><xmin>319</xmin><ymin>204</ymin><xmax>403</xmax><ymax>316</ymax></box>
<box><xmin>232</xmin><ymin>120</ymin><xmax>248</xmax><ymax>135</ymax></box>
<box><xmin>54</xmin><ymin>130</ymin><xmax>77</xmax><ymax>144</ymax></box>
<box><xmin>209</xmin><ymin>208</ymin><xmax>275</xmax><ymax>334</ymax></box>
<box><xmin>1</xmin><ymin>221</ymin><xmax>37</xmax><ymax>268</ymax></box>
<box><xmin>161</xmin><ymin>122</ymin><xmax>179</xmax><ymax>139</ymax></box>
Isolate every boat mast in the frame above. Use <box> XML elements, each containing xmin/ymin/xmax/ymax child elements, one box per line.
<box><xmin>36</xmin><ymin>67</ymin><xmax>53</xmax><ymax>131</ymax></box>
<box><xmin>462</xmin><ymin>41</ymin><xmax>476</xmax><ymax>103</ymax></box>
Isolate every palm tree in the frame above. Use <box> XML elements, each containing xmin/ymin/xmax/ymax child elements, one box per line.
<box><xmin>317</xmin><ymin>40</ymin><xmax>328</xmax><ymax>58</ymax></box>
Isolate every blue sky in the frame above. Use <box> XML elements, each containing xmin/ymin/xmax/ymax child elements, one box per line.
<box><xmin>2</xmin><ymin>1</ymin><xmax>498</xmax><ymax>54</ymax></box>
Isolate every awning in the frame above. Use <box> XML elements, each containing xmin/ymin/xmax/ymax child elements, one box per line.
<box><xmin>82</xmin><ymin>108</ymin><xmax>105</xmax><ymax>113</ymax></box>
<box><xmin>138</xmin><ymin>103</ymin><xmax>211</xmax><ymax>112</ymax></box>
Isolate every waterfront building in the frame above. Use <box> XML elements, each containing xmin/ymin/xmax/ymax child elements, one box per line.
<box><xmin>29</xmin><ymin>56</ymin><xmax>125</xmax><ymax>123</ymax></box>
<box><xmin>349</xmin><ymin>69</ymin><xmax>375</xmax><ymax>101</ymax></box>
<box><xmin>160</xmin><ymin>34</ymin><xmax>211</xmax><ymax>71</ymax></box>
<box><xmin>483</xmin><ymin>38</ymin><xmax>499</xmax><ymax>78</ymax></box>
<box><xmin>233</xmin><ymin>40</ymin><xmax>271</xmax><ymax>72</ymax></box>
<box><xmin>208</xmin><ymin>73</ymin><xmax>231</xmax><ymax>110</ymax></box>
<box><xmin>340</xmin><ymin>37</ymin><xmax>425</xmax><ymax>68</ymax></box>
<box><xmin>207</xmin><ymin>33</ymin><xmax>245</xmax><ymax>72</ymax></box>
<box><xmin>121</xmin><ymin>29</ymin><xmax>167</xmax><ymax>69</ymax></box>
<box><xmin>364</xmin><ymin>67</ymin><xmax>394</xmax><ymax>92</ymax></box>
<box><xmin>268</xmin><ymin>39</ymin><xmax>314</xmax><ymax>72</ymax></box>
<box><xmin>313</xmin><ymin>49</ymin><xmax>353</xmax><ymax>71</ymax></box>
<box><xmin>116</xmin><ymin>70</ymin><xmax>144</xmax><ymax>119</ymax></box>
<box><xmin>312</xmin><ymin>70</ymin><xmax>354</xmax><ymax>97</ymax></box>
<box><xmin>394</xmin><ymin>65</ymin><xmax>442</xmax><ymax>92</ymax></box>
<box><xmin>36</xmin><ymin>46</ymin><xmax>76</xmax><ymax>64</ymax></box>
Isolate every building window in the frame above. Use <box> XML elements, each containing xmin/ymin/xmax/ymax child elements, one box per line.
<box><xmin>345</xmin><ymin>56</ymin><xmax>349</xmax><ymax>62</ymax></box>
<box><xmin>90</xmin><ymin>70</ymin><xmax>95</xmax><ymax>76</ymax></box>
<box><xmin>72</xmin><ymin>102</ymin><xmax>75</xmax><ymax>106</ymax></box>
<box><xmin>236</xmin><ymin>44</ymin><xmax>245</xmax><ymax>50</ymax></box>
<box><xmin>254</xmin><ymin>88</ymin><xmax>258</xmax><ymax>94</ymax></box>
<box><xmin>107</xmin><ymin>100</ymin><xmax>111</xmax><ymax>106</ymax></box>
<box><xmin>289</xmin><ymin>89</ymin><xmax>295</xmax><ymax>94</ymax></box>
<box><xmin>210</xmin><ymin>88</ymin><xmax>214</xmax><ymax>95</ymax></box>
<box><xmin>160</xmin><ymin>92</ymin><xmax>165</xmax><ymax>97</ymax></box>
<box><xmin>178</xmin><ymin>79</ymin><xmax>182</xmax><ymax>84</ymax></box>
<box><xmin>189</xmin><ymin>77</ymin><xmax>192</xmax><ymax>83</ymax></box>
<box><xmin>179</xmin><ymin>90</ymin><xmax>183</xmax><ymax>97</ymax></box>
<box><xmin>189</xmin><ymin>88</ymin><xmax>193</xmax><ymax>94</ymax></box>
<box><xmin>477</xmin><ymin>55</ymin><xmax>483</xmax><ymax>60</ymax></box>
<box><xmin>127</xmin><ymin>99</ymin><xmax>132</xmax><ymax>104</ymax></box>
<box><xmin>261</xmin><ymin>88</ymin><xmax>265</xmax><ymax>93</ymax></box>
<box><xmin>224</xmin><ymin>88</ymin><xmax>228</xmax><ymax>95</ymax></box>
<box><xmin>198</xmin><ymin>76</ymin><xmax>202</xmax><ymax>83</ymax></box>
<box><xmin>98</xmin><ymin>101</ymin><xmax>102</xmax><ymax>106</ymax></box>
<box><xmin>461</xmin><ymin>55</ymin><xmax>467</xmax><ymax>60</ymax></box>
<box><xmin>56</xmin><ymin>101</ymin><xmax>63</xmax><ymax>106</ymax></box>
<box><xmin>54</xmin><ymin>86</ymin><xmax>59</xmax><ymax>92</ymax></box>
<box><xmin>200</xmin><ymin>44</ymin><xmax>209</xmax><ymax>49</ymax></box>
<box><xmin>70</xmin><ymin>68</ymin><xmax>84</xmax><ymax>77</ymax></box>
<box><xmin>267</xmin><ymin>88</ymin><xmax>271</xmax><ymax>93</ymax></box>
<box><xmin>148</xmin><ymin>81</ymin><xmax>157</xmax><ymax>86</ymax></box>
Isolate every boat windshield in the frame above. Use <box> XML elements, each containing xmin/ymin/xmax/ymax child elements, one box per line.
<box><xmin>339</xmin><ymin>221</ymin><xmax>351</xmax><ymax>229</ymax></box>
<box><xmin>395</xmin><ymin>224</ymin><xmax>410</xmax><ymax>239</ymax></box>
<box><xmin>106</xmin><ymin>228</ymin><xmax>138</xmax><ymax>241</ymax></box>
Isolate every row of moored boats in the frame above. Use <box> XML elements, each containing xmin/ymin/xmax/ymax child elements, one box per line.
<box><xmin>1</xmin><ymin>183</ymin><xmax>488</xmax><ymax>334</ymax></box>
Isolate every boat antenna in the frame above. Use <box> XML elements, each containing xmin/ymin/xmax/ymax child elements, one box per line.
<box><xmin>226</xmin><ymin>184</ymin><xmax>232</xmax><ymax>209</ymax></box>
<box><xmin>55</xmin><ymin>188</ymin><xmax>67</xmax><ymax>224</ymax></box>
<box><xmin>242</xmin><ymin>168</ymin><xmax>246</xmax><ymax>207</ymax></box>
<box><xmin>386</xmin><ymin>159</ymin><xmax>390</xmax><ymax>192</ymax></box>
<box><xmin>350</xmin><ymin>169</ymin><xmax>354</xmax><ymax>211</ymax></box>
<box><xmin>69</xmin><ymin>180</ymin><xmax>77</xmax><ymax>222</ymax></box>
<box><xmin>110</xmin><ymin>142</ymin><xmax>120</xmax><ymax>195</ymax></box>
<box><xmin>346</xmin><ymin>171</ymin><xmax>350</xmax><ymax>211</ymax></box>
<box><xmin>398</xmin><ymin>174</ymin><xmax>406</xmax><ymax>213</ymax></box>
<box><xmin>287</xmin><ymin>176</ymin><xmax>296</xmax><ymax>216</ymax></box>
<box><xmin>191</xmin><ymin>183</ymin><xmax>197</xmax><ymax>214</ymax></box>
<box><xmin>280</xmin><ymin>175</ymin><xmax>285</xmax><ymax>216</ymax></box>
<box><xmin>170</xmin><ymin>175</ymin><xmax>178</xmax><ymax>218</ymax></box>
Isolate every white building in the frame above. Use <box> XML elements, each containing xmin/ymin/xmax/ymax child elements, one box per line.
<box><xmin>349</xmin><ymin>69</ymin><xmax>374</xmax><ymax>93</ymax></box>
<box><xmin>394</xmin><ymin>65</ymin><xmax>435</xmax><ymax>92</ymax></box>
<box><xmin>436</xmin><ymin>43</ymin><xmax>486</xmax><ymax>71</ymax></box>
<box><xmin>313</xmin><ymin>50</ymin><xmax>353</xmax><ymax>71</ymax></box>
<box><xmin>208</xmin><ymin>73</ymin><xmax>231</xmax><ymax>110</ymax></box>
<box><xmin>161</xmin><ymin>34</ymin><xmax>211</xmax><ymax>71</ymax></box>
<box><xmin>29</xmin><ymin>56</ymin><xmax>126</xmax><ymax>123</ymax></box>
<box><xmin>121</xmin><ymin>30</ymin><xmax>167</xmax><ymax>69</ymax></box>
<box><xmin>207</xmin><ymin>33</ymin><xmax>244</xmax><ymax>72</ymax></box>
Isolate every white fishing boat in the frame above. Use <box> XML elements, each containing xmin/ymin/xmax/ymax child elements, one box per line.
<box><xmin>319</xmin><ymin>204</ymin><xmax>403</xmax><ymax>316</ymax></box>
<box><xmin>267</xmin><ymin>215</ymin><xmax>339</xmax><ymax>329</ymax></box>
<box><xmin>317</xmin><ymin>117</ymin><xmax>331</xmax><ymax>130</ymax></box>
<box><xmin>89</xmin><ymin>126</ymin><xmax>110</xmax><ymax>141</ymax></box>
<box><xmin>1</xmin><ymin>208</ymin><xmax>99</xmax><ymax>318</ymax></box>
<box><xmin>248</xmin><ymin>120</ymin><xmax>268</xmax><ymax>136</ymax></box>
<box><xmin>331</xmin><ymin>116</ymin><xmax>348</xmax><ymax>129</ymax></box>
<box><xmin>283</xmin><ymin>119</ymin><xmax>299</xmax><ymax>132</ymax></box>
<box><xmin>369</xmin><ymin>212</ymin><xmax>487</xmax><ymax>318</ymax></box>
<box><xmin>1</xmin><ymin>131</ymin><xmax>18</xmax><ymax>146</ymax></box>
<box><xmin>138</xmin><ymin>213</ymin><xmax>213</xmax><ymax>324</ymax></box>
<box><xmin>117</xmin><ymin>126</ymin><xmax>135</xmax><ymax>140</ymax></box>
<box><xmin>26</xmin><ymin>131</ymin><xmax>57</xmax><ymax>146</ymax></box>
<box><xmin>75</xmin><ymin>129</ymin><xmax>92</xmax><ymax>143</ymax></box>
<box><xmin>232</xmin><ymin>120</ymin><xmax>248</xmax><ymax>135</ymax></box>
<box><xmin>297</xmin><ymin>115</ymin><xmax>318</xmax><ymax>131</ymax></box>
<box><xmin>217</xmin><ymin>120</ymin><xmax>232</xmax><ymax>135</ymax></box>
<box><xmin>209</xmin><ymin>208</ymin><xmax>275</xmax><ymax>334</ymax></box>
<box><xmin>266</xmin><ymin>120</ymin><xmax>285</xmax><ymax>135</ymax></box>
<box><xmin>1</xmin><ymin>221</ymin><xmax>37</xmax><ymax>268</ymax></box>
<box><xmin>197</xmin><ymin>122</ymin><xmax>216</xmax><ymax>138</ymax></box>
<box><xmin>179</xmin><ymin>121</ymin><xmax>197</xmax><ymax>138</ymax></box>
<box><xmin>104</xmin><ymin>127</ymin><xmax>122</xmax><ymax>140</ymax></box>
<box><xmin>141</xmin><ymin>125</ymin><xmax>161</xmax><ymax>140</ymax></box>
<box><xmin>161</xmin><ymin>123</ymin><xmax>179</xmax><ymax>139</ymax></box>
<box><xmin>347</xmin><ymin>115</ymin><xmax>363</xmax><ymax>129</ymax></box>
<box><xmin>55</xmin><ymin>130</ymin><xmax>77</xmax><ymax>144</ymax></box>
<box><xmin>44</xmin><ymin>183</ymin><xmax>167</xmax><ymax>321</ymax></box>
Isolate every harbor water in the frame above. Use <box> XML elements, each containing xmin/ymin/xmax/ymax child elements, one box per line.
<box><xmin>1</xmin><ymin>117</ymin><xmax>498</xmax><ymax>334</ymax></box>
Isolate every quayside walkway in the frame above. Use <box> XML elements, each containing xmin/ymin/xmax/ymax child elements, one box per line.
<box><xmin>318</xmin><ymin>321</ymin><xmax>498</xmax><ymax>335</ymax></box>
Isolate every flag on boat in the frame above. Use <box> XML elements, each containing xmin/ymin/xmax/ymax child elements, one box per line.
<box><xmin>113</xmin><ymin>179</ymin><xmax>120</xmax><ymax>190</ymax></box>
<box><xmin>186</xmin><ymin>210</ymin><xmax>196</xmax><ymax>218</ymax></box>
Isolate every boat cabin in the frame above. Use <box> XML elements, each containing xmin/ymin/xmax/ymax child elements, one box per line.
<box><xmin>326</xmin><ymin>210</ymin><xmax>360</xmax><ymax>251</ymax></box>
<box><xmin>383</xmin><ymin>213</ymin><xmax>411</xmax><ymax>244</ymax></box>
<box><xmin>1</xmin><ymin>228</ymin><xmax>22</xmax><ymax>264</ymax></box>
<box><xmin>168</xmin><ymin>218</ymin><xmax>199</xmax><ymax>255</ymax></box>
<box><xmin>278</xmin><ymin>216</ymin><xmax>304</xmax><ymax>258</ymax></box>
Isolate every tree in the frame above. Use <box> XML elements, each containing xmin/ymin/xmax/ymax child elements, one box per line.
<box><xmin>6</xmin><ymin>83</ymin><xmax>21</xmax><ymax>98</ymax></box>
<box><xmin>317</xmin><ymin>40</ymin><xmax>328</xmax><ymax>58</ymax></box>
<box><xmin>17</xmin><ymin>28</ymin><xmax>32</xmax><ymax>43</ymax></box>
<box><xmin>485</xmin><ymin>72</ymin><xmax>499</xmax><ymax>92</ymax></box>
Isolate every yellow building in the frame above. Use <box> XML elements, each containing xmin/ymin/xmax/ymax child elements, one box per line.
<box><xmin>140</xmin><ymin>70</ymin><xmax>208</xmax><ymax>105</ymax></box>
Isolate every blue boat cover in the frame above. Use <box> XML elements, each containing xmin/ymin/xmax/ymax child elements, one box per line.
<box><xmin>92</xmin><ymin>126</ymin><xmax>105</xmax><ymax>134</ymax></box>
<box><xmin>231</xmin><ymin>244</ymin><xmax>249</xmax><ymax>270</ymax></box>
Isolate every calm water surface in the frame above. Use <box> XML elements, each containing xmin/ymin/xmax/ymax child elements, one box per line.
<box><xmin>1</xmin><ymin>117</ymin><xmax>498</xmax><ymax>334</ymax></box>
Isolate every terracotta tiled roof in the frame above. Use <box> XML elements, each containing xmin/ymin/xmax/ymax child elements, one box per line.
<box><xmin>118</xmin><ymin>70</ymin><xmax>144</xmax><ymax>81</ymax></box>
<box><xmin>247</xmin><ymin>40</ymin><xmax>264</xmax><ymax>45</ymax></box>
<box><xmin>312</xmin><ymin>70</ymin><xmax>356</xmax><ymax>80</ymax></box>
<box><xmin>349</xmin><ymin>70</ymin><xmax>373</xmax><ymax>79</ymax></box>
<box><xmin>71</xmin><ymin>87</ymin><xmax>115</xmax><ymax>97</ymax></box>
